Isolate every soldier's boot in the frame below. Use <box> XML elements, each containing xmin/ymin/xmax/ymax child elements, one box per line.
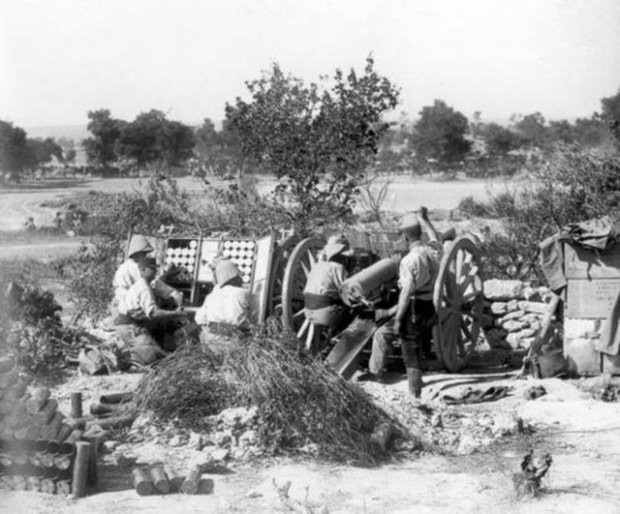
<box><xmin>406</xmin><ymin>367</ymin><xmax>423</xmax><ymax>398</ymax></box>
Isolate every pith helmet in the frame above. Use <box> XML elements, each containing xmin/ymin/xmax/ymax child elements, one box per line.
<box><xmin>398</xmin><ymin>214</ymin><xmax>421</xmax><ymax>234</ymax></box>
<box><xmin>324</xmin><ymin>235</ymin><xmax>354</xmax><ymax>260</ymax></box>
<box><xmin>127</xmin><ymin>235</ymin><xmax>154</xmax><ymax>258</ymax></box>
<box><xmin>214</xmin><ymin>258</ymin><xmax>241</xmax><ymax>286</ymax></box>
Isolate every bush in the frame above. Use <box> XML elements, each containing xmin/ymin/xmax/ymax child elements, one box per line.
<box><xmin>0</xmin><ymin>270</ymin><xmax>90</xmax><ymax>383</ymax></box>
<box><xmin>134</xmin><ymin>328</ymin><xmax>398</xmax><ymax>464</ymax></box>
<box><xmin>476</xmin><ymin>146</ymin><xmax>620</xmax><ymax>282</ymax></box>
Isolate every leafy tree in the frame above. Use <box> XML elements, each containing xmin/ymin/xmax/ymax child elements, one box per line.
<box><xmin>83</xmin><ymin>109</ymin><xmax>125</xmax><ymax>169</ymax></box>
<box><xmin>512</xmin><ymin>112</ymin><xmax>548</xmax><ymax>149</ymax></box>
<box><xmin>572</xmin><ymin>117</ymin><xmax>611</xmax><ymax>147</ymax></box>
<box><xmin>193</xmin><ymin>118</ymin><xmax>242</xmax><ymax>176</ymax></box>
<box><xmin>225</xmin><ymin>57</ymin><xmax>399</xmax><ymax>223</ymax></box>
<box><xmin>64</xmin><ymin>149</ymin><xmax>77</xmax><ymax>163</ymax></box>
<box><xmin>411</xmin><ymin>100</ymin><xmax>471</xmax><ymax>164</ymax></box>
<box><xmin>0</xmin><ymin>120</ymin><xmax>30</xmax><ymax>176</ymax></box>
<box><xmin>116</xmin><ymin>110</ymin><xmax>194</xmax><ymax>172</ymax></box>
<box><xmin>25</xmin><ymin>138</ymin><xmax>63</xmax><ymax>167</ymax></box>
<box><xmin>600</xmin><ymin>87</ymin><xmax>620</xmax><ymax>142</ymax></box>
<box><xmin>479</xmin><ymin>122</ymin><xmax>522</xmax><ymax>156</ymax></box>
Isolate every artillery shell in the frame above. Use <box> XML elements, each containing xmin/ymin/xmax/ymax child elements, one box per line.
<box><xmin>90</xmin><ymin>402</ymin><xmax>122</xmax><ymax>417</ymax></box>
<box><xmin>198</xmin><ymin>477</ymin><xmax>214</xmax><ymax>495</ymax></box>
<box><xmin>71</xmin><ymin>441</ymin><xmax>90</xmax><ymax>498</ymax></box>
<box><xmin>35</xmin><ymin>399</ymin><xmax>58</xmax><ymax>425</ymax></box>
<box><xmin>180</xmin><ymin>466</ymin><xmax>201</xmax><ymax>494</ymax></box>
<box><xmin>41</xmin><ymin>412</ymin><xmax>65</xmax><ymax>441</ymax></box>
<box><xmin>26</xmin><ymin>475</ymin><xmax>42</xmax><ymax>492</ymax></box>
<box><xmin>70</xmin><ymin>392</ymin><xmax>83</xmax><ymax>419</ymax></box>
<box><xmin>26</xmin><ymin>388</ymin><xmax>51</xmax><ymax>414</ymax></box>
<box><xmin>40</xmin><ymin>477</ymin><xmax>56</xmax><ymax>494</ymax></box>
<box><xmin>150</xmin><ymin>466</ymin><xmax>170</xmax><ymax>494</ymax></box>
<box><xmin>132</xmin><ymin>467</ymin><xmax>154</xmax><ymax>496</ymax></box>
<box><xmin>99</xmin><ymin>392</ymin><xmax>133</xmax><ymax>405</ymax></box>
<box><xmin>56</xmin><ymin>479</ymin><xmax>71</xmax><ymax>496</ymax></box>
<box><xmin>59</xmin><ymin>429</ymin><xmax>83</xmax><ymax>455</ymax></box>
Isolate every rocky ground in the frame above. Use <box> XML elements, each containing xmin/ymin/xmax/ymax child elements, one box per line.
<box><xmin>2</xmin><ymin>370</ymin><xmax>619</xmax><ymax>514</ymax></box>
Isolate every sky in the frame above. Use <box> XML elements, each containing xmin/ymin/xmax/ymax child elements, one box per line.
<box><xmin>1</xmin><ymin>0</ymin><xmax>620</xmax><ymax>129</ymax></box>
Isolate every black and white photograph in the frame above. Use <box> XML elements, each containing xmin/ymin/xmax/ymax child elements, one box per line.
<box><xmin>1</xmin><ymin>0</ymin><xmax>620</xmax><ymax>512</ymax></box>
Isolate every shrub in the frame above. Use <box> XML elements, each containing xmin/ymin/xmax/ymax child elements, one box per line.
<box><xmin>476</xmin><ymin>145</ymin><xmax>620</xmax><ymax>282</ymax></box>
<box><xmin>0</xmin><ymin>270</ymin><xmax>90</xmax><ymax>383</ymax></box>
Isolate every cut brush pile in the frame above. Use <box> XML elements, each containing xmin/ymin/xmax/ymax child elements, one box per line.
<box><xmin>133</xmin><ymin>329</ymin><xmax>402</xmax><ymax>465</ymax></box>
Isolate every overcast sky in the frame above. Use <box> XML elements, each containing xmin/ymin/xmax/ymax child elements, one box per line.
<box><xmin>1</xmin><ymin>0</ymin><xmax>620</xmax><ymax>128</ymax></box>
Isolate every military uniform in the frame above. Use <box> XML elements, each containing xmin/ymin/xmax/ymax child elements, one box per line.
<box><xmin>369</xmin><ymin>239</ymin><xmax>441</xmax><ymax>377</ymax></box>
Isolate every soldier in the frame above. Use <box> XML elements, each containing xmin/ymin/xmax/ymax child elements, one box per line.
<box><xmin>368</xmin><ymin>207</ymin><xmax>441</xmax><ymax>397</ymax></box>
<box><xmin>115</xmin><ymin>257</ymin><xmax>189</xmax><ymax>365</ymax></box>
<box><xmin>303</xmin><ymin>235</ymin><xmax>354</xmax><ymax>332</ymax></box>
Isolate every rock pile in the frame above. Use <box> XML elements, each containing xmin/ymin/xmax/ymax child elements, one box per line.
<box><xmin>482</xmin><ymin>280</ymin><xmax>558</xmax><ymax>351</ymax></box>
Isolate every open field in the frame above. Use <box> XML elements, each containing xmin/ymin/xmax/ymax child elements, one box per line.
<box><xmin>0</xmin><ymin>175</ymin><xmax>508</xmax><ymax>233</ymax></box>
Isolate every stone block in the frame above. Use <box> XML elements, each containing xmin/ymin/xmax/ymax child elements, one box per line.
<box><xmin>518</xmin><ymin>301</ymin><xmax>551</xmax><ymax>315</ymax></box>
<box><xmin>506</xmin><ymin>299</ymin><xmax>520</xmax><ymax>312</ymax></box>
<box><xmin>517</xmin><ymin>327</ymin><xmax>536</xmax><ymax>339</ymax></box>
<box><xmin>505</xmin><ymin>333</ymin><xmax>522</xmax><ymax>349</ymax></box>
<box><xmin>490</xmin><ymin>302</ymin><xmax>508</xmax><ymax>315</ymax></box>
<box><xmin>529</xmin><ymin>320</ymin><xmax>541</xmax><ymax>332</ymax></box>
<box><xmin>483</xmin><ymin>280</ymin><xmax>524</xmax><ymax>301</ymax></box>
<box><xmin>520</xmin><ymin>337</ymin><xmax>535</xmax><ymax>350</ymax></box>
<box><xmin>564</xmin><ymin>318</ymin><xmax>599</xmax><ymax>339</ymax></box>
<box><xmin>522</xmin><ymin>313</ymin><xmax>541</xmax><ymax>324</ymax></box>
<box><xmin>501</xmin><ymin>320</ymin><xmax>527</xmax><ymax>332</ymax></box>
<box><xmin>500</xmin><ymin>310</ymin><xmax>525</xmax><ymax>323</ymax></box>
<box><xmin>521</xmin><ymin>286</ymin><xmax>541</xmax><ymax>302</ymax></box>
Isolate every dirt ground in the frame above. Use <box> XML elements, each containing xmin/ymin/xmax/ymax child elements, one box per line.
<box><xmin>1</xmin><ymin>373</ymin><xmax>619</xmax><ymax>514</ymax></box>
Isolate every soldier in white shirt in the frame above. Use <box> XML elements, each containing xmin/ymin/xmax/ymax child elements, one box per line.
<box><xmin>368</xmin><ymin>207</ymin><xmax>441</xmax><ymax>397</ymax></box>
<box><xmin>116</xmin><ymin>257</ymin><xmax>189</xmax><ymax>365</ymax></box>
<box><xmin>112</xmin><ymin>234</ymin><xmax>183</xmax><ymax>309</ymax></box>
<box><xmin>196</xmin><ymin>259</ymin><xmax>252</xmax><ymax>330</ymax></box>
<box><xmin>302</xmin><ymin>235</ymin><xmax>354</xmax><ymax>332</ymax></box>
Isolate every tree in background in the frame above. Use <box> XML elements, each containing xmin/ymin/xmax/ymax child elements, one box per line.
<box><xmin>1</xmin><ymin>121</ymin><xmax>66</xmax><ymax>180</ymax></box>
<box><xmin>193</xmin><ymin>118</ymin><xmax>242</xmax><ymax>177</ymax></box>
<box><xmin>83</xmin><ymin>109</ymin><xmax>125</xmax><ymax>170</ymax></box>
<box><xmin>25</xmin><ymin>138</ymin><xmax>63</xmax><ymax>168</ymax></box>
<box><xmin>0</xmin><ymin>120</ymin><xmax>30</xmax><ymax>178</ymax></box>
<box><xmin>225</xmin><ymin>56</ymin><xmax>399</xmax><ymax>223</ymax></box>
<box><xmin>600</xmin><ymin>87</ymin><xmax>620</xmax><ymax>142</ymax></box>
<box><xmin>411</xmin><ymin>100</ymin><xmax>471</xmax><ymax>165</ymax></box>
<box><xmin>116</xmin><ymin>110</ymin><xmax>194</xmax><ymax>173</ymax></box>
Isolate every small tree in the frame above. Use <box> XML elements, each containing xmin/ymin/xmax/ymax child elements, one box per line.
<box><xmin>411</xmin><ymin>100</ymin><xmax>471</xmax><ymax>165</ymax></box>
<box><xmin>225</xmin><ymin>57</ymin><xmax>399</xmax><ymax>226</ymax></box>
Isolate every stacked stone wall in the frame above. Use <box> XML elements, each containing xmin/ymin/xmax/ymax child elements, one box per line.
<box><xmin>481</xmin><ymin>279</ymin><xmax>557</xmax><ymax>351</ymax></box>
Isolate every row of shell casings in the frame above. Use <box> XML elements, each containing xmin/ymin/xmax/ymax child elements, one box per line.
<box><xmin>0</xmin><ymin>462</ymin><xmax>71</xmax><ymax>494</ymax></box>
<box><xmin>0</xmin><ymin>433</ymin><xmax>80</xmax><ymax>471</ymax></box>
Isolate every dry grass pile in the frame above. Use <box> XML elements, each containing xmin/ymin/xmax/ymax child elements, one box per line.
<box><xmin>134</xmin><ymin>329</ymin><xmax>397</xmax><ymax>464</ymax></box>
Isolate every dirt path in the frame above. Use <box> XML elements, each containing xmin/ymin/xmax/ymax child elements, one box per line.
<box><xmin>0</xmin><ymin>176</ymin><xmax>506</xmax><ymax>232</ymax></box>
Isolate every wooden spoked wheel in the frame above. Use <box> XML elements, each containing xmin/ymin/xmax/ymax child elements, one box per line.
<box><xmin>433</xmin><ymin>235</ymin><xmax>484</xmax><ymax>372</ymax></box>
<box><xmin>281</xmin><ymin>237</ymin><xmax>325</xmax><ymax>348</ymax></box>
<box><xmin>267</xmin><ymin>235</ymin><xmax>299</xmax><ymax>318</ymax></box>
